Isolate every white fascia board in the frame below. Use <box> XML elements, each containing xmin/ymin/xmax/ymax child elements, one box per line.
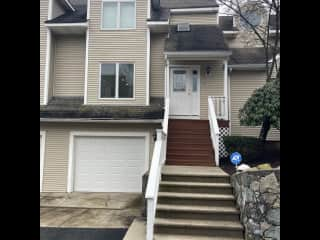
<box><xmin>40</xmin><ymin>118</ymin><xmax>162</xmax><ymax>123</ymax></box>
<box><xmin>45</xmin><ymin>22</ymin><xmax>88</xmax><ymax>27</ymax></box>
<box><xmin>170</xmin><ymin>7</ymin><xmax>219</xmax><ymax>14</ymax></box>
<box><xmin>223</xmin><ymin>30</ymin><xmax>239</xmax><ymax>34</ymax></box>
<box><xmin>228</xmin><ymin>64</ymin><xmax>266</xmax><ymax>70</ymax></box>
<box><xmin>165</xmin><ymin>51</ymin><xmax>232</xmax><ymax>58</ymax></box>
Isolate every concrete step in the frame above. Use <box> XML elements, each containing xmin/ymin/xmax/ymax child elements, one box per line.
<box><xmin>154</xmin><ymin>218</ymin><xmax>243</xmax><ymax>238</ymax></box>
<box><xmin>159</xmin><ymin>181</ymin><xmax>233</xmax><ymax>194</ymax></box>
<box><xmin>158</xmin><ymin>192</ymin><xmax>235</xmax><ymax>207</ymax></box>
<box><xmin>156</xmin><ymin>204</ymin><xmax>240</xmax><ymax>221</ymax></box>
<box><xmin>154</xmin><ymin>233</ymin><xmax>243</xmax><ymax>240</ymax></box>
<box><xmin>162</xmin><ymin>174</ymin><xmax>230</xmax><ymax>184</ymax></box>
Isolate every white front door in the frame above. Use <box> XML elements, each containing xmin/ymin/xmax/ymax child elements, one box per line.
<box><xmin>170</xmin><ymin>67</ymin><xmax>200</xmax><ymax>117</ymax></box>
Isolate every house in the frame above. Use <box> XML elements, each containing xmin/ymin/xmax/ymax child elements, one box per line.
<box><xmin>40</xmin><ymin>0</ymin><xmax>279</xmax><ymax>194</ymax></box>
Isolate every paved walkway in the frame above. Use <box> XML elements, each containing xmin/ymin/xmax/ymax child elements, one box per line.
<box><xmin>40</xmin><ymin>193</ymin><xmax>144</xmax><ymax>229</ymax></box>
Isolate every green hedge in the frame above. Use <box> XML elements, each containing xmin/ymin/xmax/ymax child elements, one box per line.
<box><xmin>222</xmin><ymin>136</ymin><xmax>264</xmax><ymax>163</ymax></box>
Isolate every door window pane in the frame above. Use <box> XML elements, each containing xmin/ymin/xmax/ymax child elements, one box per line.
<box><xmin>173</xmin><ymin>70</ymin><xmax>186</xmax><ymax>92</ymax></box>
<box><xmin>101</xmin><ymin>64</ymin><xmax>116</xmax><ymax>98</ymax></box>
<box><xmin>192</xmin><ymin>70</ymin><xmax>198</xmax><ymax>92</ymax></box>
<box><xmin>120</xmin><ymin>2</ymin><xmax>135</xmax><ymax>28</ymax></box>
<box><xmin>119</xmin><ymin>64</ymin><xmax>134</xmax><ymax>98</ymax></box>
<box><xmin>102</xmin><ymin>2</ymin><xmax>117</xmax><ymax>28</ymax></box>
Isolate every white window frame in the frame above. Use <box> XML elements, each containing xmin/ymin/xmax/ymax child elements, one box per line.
<box><xmin>67</xmin><ymin>131</ymin><xmax>150</xmax><ymax>193</ymax></box>
<box><xmin>101</xmin><ymin>0</ymin><xmax>136</xmax><ymax>30</ymax></box>
<box><xmin>99</xmin><ymin>62</ymin><xmax>135</xmax><ymax>100</ymax></box>
<box><xmin>40</xmin><ymin>131</ymin><xmax>46</xmax><ymax>192</ymax></box>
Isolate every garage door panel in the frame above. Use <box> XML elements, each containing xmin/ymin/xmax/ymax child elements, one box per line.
<box><xmin>73</xmin><ymin>136</ymin><xmax>146</xmax><ymax>192</ymax></box>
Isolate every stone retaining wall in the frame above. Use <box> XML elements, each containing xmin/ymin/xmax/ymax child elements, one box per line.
<box><xmin>231</xmin><ymin>169</ymin><xmax>280</xmax><ymax>240</ymax></box>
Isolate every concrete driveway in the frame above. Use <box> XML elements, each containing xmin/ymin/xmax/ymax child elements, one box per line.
<box><xmin>40</xmin><ymin>193</ymin><xmax>144</xmax><ymax>229</ymax></box>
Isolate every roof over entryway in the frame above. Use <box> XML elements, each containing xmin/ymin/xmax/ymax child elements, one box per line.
<box><xmin>164</xmin><ymin>25</ymin><xmax>231</xmax><ymax>60</ymax></box>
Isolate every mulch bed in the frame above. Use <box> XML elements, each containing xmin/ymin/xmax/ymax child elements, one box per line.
<box><xmin>220</xmin><ymin>144</ymin><xmax>280</xmax><ymax>175</ymax></box>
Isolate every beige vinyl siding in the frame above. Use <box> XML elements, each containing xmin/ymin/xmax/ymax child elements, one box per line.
<box><xmin>150</xmin><ymin>33</ymin><xmax>167</xmax><ymax>97</ymax></box>
<box><xmin>87</xmin><ymin>0</ymin><xmax>148</xmax><ymax>105</ymax></box>
<box><xmin>53</xmin><ymin>35</ymin><xmax>86</xmax><ymax>96</ymax></box>
<box><xmin>170</xmin><ymin>13</ymin><xmax>217</xmax><ymax>25</ymax></box>
<box><xmin>40</xmin><ymin>0</ymin><xmax>48</xmax><ymax>105</ymax></box>
<box><xmin>40</xmin><ymin>122</ymin><xmax>159</xmax><ymax>192</ymax></box>
<box><xmin>171</xmin><ymin>60</ymin><xmax>224</xmax><ymax>119</ymax></box>
<box><xmin>230</xmin><ymin>71</ymin><xmax>280</xmax><ymax>141</ymax></box>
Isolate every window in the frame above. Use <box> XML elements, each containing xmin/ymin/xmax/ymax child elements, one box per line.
<box><xmin>173</xmin><ymin>70</ymin><xmax>187</xmax><ymax>92</ymax></box>
<box><xmin>102</xmin><ymin>0</ymin><xmax>135</xmax><ymax>29</ymax></box>
<box><xmin>100</xmin><ymin>63</ymin><xmax>134</xmax><ymax>99</ymax></box>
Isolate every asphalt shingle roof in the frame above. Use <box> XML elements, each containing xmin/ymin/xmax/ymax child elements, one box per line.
<box><xmin>45</xmin><ymin>5</ymin><xmax>87</xmax><ymax>24</ymax></box>
<box><xmin>229</xmin><ymin>48</ymin><xmax>268</xmax><ymax>65</ymax></box>
<box><xmin>165</xmin><ymin>25</ymin><xmax>229</xmax><ymax>52</ymax></box>
<box><xmin>40</xmin><ymin>97</ymin><xmax>164</xmax><ymax>120</ymax></box>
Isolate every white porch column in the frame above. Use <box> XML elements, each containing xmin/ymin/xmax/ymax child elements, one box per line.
<box><xmin>224</xmin><ymin>60</ymin><xmax>229</xmax><ymax>120</ymax></box>
<box><xmin>44</xmin><ymin>28</ymin><xmax>52</xmax><ymax>105</ymax></box>
<box><xmin>164</xmin><ymin>57</ymin><xmax>170</xmax><ymax>98</ymax></box>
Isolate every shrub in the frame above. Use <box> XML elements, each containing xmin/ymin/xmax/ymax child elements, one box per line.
<box><xmin>222</xmin><ymin>136</ymin><xmax>264</xmax><ymax>163</ymax></box>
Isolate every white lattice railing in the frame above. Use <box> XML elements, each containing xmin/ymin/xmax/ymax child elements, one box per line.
<box><xmin>145</xmin><ymin>97</ymin><xmax>169</xmax><ymax>240</ymax></box>
<box><xmin>208</xmin><ymin>97</ymin><xmax>220</xmax><ymax>166</ymax></box>
<box><xmin>209</xmin><ymin>96</ymin><xmax>228</xmax><ymax>120</ymax></box>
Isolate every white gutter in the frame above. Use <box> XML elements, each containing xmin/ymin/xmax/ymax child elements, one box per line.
<box><xmin>170</xmin><ymin>7</ymin><xmax>219</xmax><ymax>14</ymax></box>
<box><xmin>40</xmin><ymin>118</ymin><xmax>162</xmax><ymax>123</ymax></box>
<box><xmin>228</xmin><ymin>64</ymin><xmax>266</xmax><ymax>70</ymax></box>
<box><xmin>164</xmin><ymin>51</ymin><xmax>232</xmax><ymax>58</ymax></box>
<box><xmin>45</xmin><ymin>22</ymin><xmax>88</xmax><ymax>27</ymax></box>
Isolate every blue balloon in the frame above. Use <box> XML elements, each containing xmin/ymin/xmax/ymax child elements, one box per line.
<box><xmin>230</xmin><ymin>152</ymin><xmax>242</xmax><ymax>165</ymax></box>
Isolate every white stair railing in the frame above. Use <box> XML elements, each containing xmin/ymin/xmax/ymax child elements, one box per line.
<box><xmin>145</xmin><ymin>97</ymin><xmax>169</xmax><ymax>240</ymax></box>
<box><xmin>209</xmin><ymin>96</ymin><xmax>228</xmax><ymax>120</ymax></box>
<box><xmin>208</xmin><ymin>97</ymin><xmax>220</xmax><ymax>166</ymax></box>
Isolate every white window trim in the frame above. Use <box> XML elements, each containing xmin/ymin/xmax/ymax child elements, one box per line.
<box><xmin>67</xmin><ymin>131</ymin><xmax>150</xmax><ymax>193</ymax></box>
<box><xmin>98</xmin><ymin>62</ymin><xmax>136</xmax><ymax>100</ymax></box>
<box><xmin>40</xmin><ymin>131</ymin><xmax>46</xmax><ymax>192</ymax></box>
<box><xmin>101</xmin><ymin>0</ymin><xmax>136</xmax><ymax>30</ymax></box>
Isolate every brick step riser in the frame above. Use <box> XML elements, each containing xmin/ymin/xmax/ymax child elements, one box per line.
<box><xmin>158</xmin><ymin>197</ymin><xmax>235</xmax><ymax>207</ymax></box>
<box><xmin>159</xmin><ymin>186</ymin><xmax>233</xmax><ymax>194</ymax></box>
<box><xmin>154</xmin><ymin>226</ymin><xmax>243</xmax><ymax>238</ymax></box>
<box><xmin>156</xmin><ymin>211</ymin><xmax>240</xmax><ymax>222</ymax></box>
<box><xmin>161</xmin><ymin>175</ymin><xmax>230</xmax><ymax>183</ymax></box>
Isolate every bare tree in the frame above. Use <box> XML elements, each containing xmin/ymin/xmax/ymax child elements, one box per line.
<box><xmin>218</xmin><ymin>0</ymin><xmax>280</xmax><ymax>81</ymax></box>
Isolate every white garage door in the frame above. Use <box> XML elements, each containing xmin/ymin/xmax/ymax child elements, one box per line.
<box><xmin>73</xmin><ymin>136</ymin><xmax>146</xmax><ymax>192</ymax></box>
